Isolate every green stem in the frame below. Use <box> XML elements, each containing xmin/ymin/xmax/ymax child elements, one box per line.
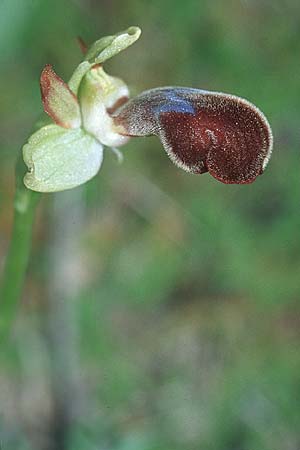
<box><xmin>0</xmin><ymin>154</ymin><xmax>40</xmax><ymax>341</ymax></box>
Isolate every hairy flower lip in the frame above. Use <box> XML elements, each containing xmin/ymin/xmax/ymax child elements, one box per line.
<box><xmin>113</xmin><ymin>86</ymin><xmax>273</xmax><ymax>184</ymax></box>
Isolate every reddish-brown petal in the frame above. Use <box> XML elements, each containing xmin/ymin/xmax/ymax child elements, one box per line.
<box><xmin>40</xmin><ymin>64</ymin><xmax>81</xmax><ymax>128</ymax></box>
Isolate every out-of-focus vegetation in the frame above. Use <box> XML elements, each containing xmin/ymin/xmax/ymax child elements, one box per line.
<box><xmin>0</xmin><ymin>1</ymin><xmax>299</xmax><ymax>449</ymax></box>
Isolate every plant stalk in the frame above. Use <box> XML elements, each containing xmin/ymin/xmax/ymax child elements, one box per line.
<box><xmin>0</xmin><ymin>154</ymin><xmax>40</xmax><ymax>341</ymax></box>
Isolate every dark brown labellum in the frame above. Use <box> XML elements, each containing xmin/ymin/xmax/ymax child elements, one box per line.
<box><xmin>113</xmin><ymin>87</ymin><xmax>273</xmax><ymax>184</ymax></box>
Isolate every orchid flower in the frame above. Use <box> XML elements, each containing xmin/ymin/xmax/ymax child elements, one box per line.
<box><xmin>23</xmin><ymin>26</ymin><xmax>273</xmax><ymax>192</ymax></box>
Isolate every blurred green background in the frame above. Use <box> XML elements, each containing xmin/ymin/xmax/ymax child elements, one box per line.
<box><xmin>0</xmin><ymin>0</ymin><xmax>300</xmax><ymax>449</ymax></box>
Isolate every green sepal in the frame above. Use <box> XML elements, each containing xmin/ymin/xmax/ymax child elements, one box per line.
<box><xmin>67</xmin><ymin>27</ymin><xmax>140</xmax><ymax>95</ymax></box>
<box><xmin>84</xmin><ymin>26</ymin><xmax>141</xmax><ymax>64</ymax></box>
<box><xmin>23</xmin><ymin>125</ymin><xmax>103</xmax><ymax>192</ymax></box>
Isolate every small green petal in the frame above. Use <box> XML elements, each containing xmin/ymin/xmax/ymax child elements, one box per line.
<box><xmin>68</xmin><ymin>61</ymin><xmax>92</xmax><ymax>95</ymax></box>
<box><xmin>23</xmin><ymin>125</ymin><xmax>103</xmax><ymax>192</ymax></box>
<box><xmin>85</xmin><ymin>26</ymin><xmax>141</xmax><ymax>64</ymax></box>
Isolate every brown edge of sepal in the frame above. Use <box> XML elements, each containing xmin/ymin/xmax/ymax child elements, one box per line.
<box><xmin>40</xmin><ymin>64</ymin><xmax>79</xmax><ymax>128</ymax></box>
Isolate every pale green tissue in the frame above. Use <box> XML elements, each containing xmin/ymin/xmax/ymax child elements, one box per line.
<box><xmin>85</xmin><ymin>26</ymin><xmax>141</xmax><ymax>64</ymax></box>
<box><xmin>23</xmin><ymin>125</ymin><xmax>103</xmax><ymax>192</ymax></box>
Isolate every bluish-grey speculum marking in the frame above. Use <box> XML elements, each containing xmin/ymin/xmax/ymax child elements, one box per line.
<box><xmin>154</xmin><ymin>90</ymin><xmax>195</xmax><ymax>116</ymax></box>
